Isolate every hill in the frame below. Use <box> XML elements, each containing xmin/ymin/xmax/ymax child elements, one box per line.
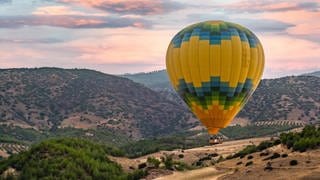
<box><xmin>0</xmin><ymin>68</ymin><xmax>195</xmax><ymax>140</ymax></box>
<box><xmin>303</xmin><ymin>70</ymin><xmax>320</xmax><ymax>77</ymax></box>
<box><xmin>0</xmin><ymin>138</ymin><xmax>145</xmax><ymax>179</ymax></box>
<box><xmin>123</xmin><ymin>70</ymin><xmax>320</xmax><ymax>124</ymax></box>
<box><xmin>122</xmin><ymin>70</ymin><xmax>171</xmax><ymax>90</ymax></box>
<box><xmin>239</xmin><ymin>76</ymin><xmax>320</xmax><ymax>123</ymax></box>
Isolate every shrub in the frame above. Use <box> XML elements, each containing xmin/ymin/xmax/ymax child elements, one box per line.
<box><xmin>280</xmin><ymin>126</ymin><xmax>320</xmax><ymax>152</ymax></box>
<box><xmin>273</xmin><ymin>139</ymin><xmax>281</xmax><ymax>145</ymax></box>
<box><xmin>178</xmin><ymin>154</ymin><xmax>184</xmax><ymax>159</ymax></box>
<box><xmin>226</xmin><ymin>155</ymin><xmax>233</xmax><ymax>160</ymax></box>
<box><xmin>257</xmin><ymin>141</ymin><xmax>273</xmax><ymax>151</ymax></box>
<box><xmin>245</xmin><ymin>161</ymin><xmax>253</xmax><ymax>166</ymax></box>
<box><xmin>161</xmin><ymin>154</ymin><xmax>174</xmax><ymax>170</ymax></box>
<box><xmin>147</xmin><ymin>157</ymin><xmax>160</xmax><ymax>168</ymax></box>
<box><xmin>263</xmin><ymin>153</ymin><xmax>280</xmax><ymax>161</ymax></box>
<box><xmin>233</xmin><ymin>145</ymin><xmax>257</xmax><ymax>159</ymax></box>
<box><xmin>127</xmin><ymin>170</ymin><xmax>148</xmax><ymax>180</ymax></box>
<box><xmin>208</xmin><ymin>153</ymin><xmax>218</xmax><ymax>158</ymax></box>
<box><xmin>260</xmin><ymin>152</ymin><xmax>269</xmax><ymax>156</ymax></box>
<box><xmin>217</xmin><ymin>156</ymin><xmax>224</xmax><ymax>163</ymax></box>
<box><xmin>264</xmin><ymin>165</ymin><xmax>273</xmax><ymax>171</ymax></box>
<box><xmin>281</xmin><ymin>154</ymin><xmax>288</xmax><ymax>158</ymax></box>
<box><xmin>173</xmin><ymin>161</ymin><xmax>191</xmax><ymax>171</ymax></box>
<box><xmin>236</xmin><ymin>161</ymin><xmax>242</xmax><ymax>165</ymax></box>
<box><xmin>270</xmin><ymin>153</ymin><xmax>280</xmax><ymax>159</ymax></box>
<box><xmin>290</xmin><ymin>160</ymin><xmax>298</xmax><ymax>166</ymax></box>
<box><xmin>247</xmin><ymin>155</ymin><xmax>253</xmax><ymax>160</ymax></box>
<box><xmin>138</xmin><ymin>163</ymin><xmax>147</xmax><ymax>169</ymax></box>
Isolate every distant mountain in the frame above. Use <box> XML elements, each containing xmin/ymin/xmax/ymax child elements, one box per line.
<box><xmin>123</xmin><ymin>70</ymin><xmax>320</xmax><ymax>124</ymax></box>
<box><xmin>0</xmin><ymin>68</ymin><xmax>195</xmax><ymax>139</ymax></box>
<box><xmin>122</xmin><ymin>70</ymin><xmax>171</xmax><ymax>90</ymax></box>
<box><xmin>303</xmin><ymin>70</ymin><xmax>320</xmax><ymax>77</ymax></box>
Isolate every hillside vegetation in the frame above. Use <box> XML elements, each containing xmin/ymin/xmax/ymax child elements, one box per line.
<box><xmin>0</xmin><ymin>138</ymin><xmax>145</xmax><ymax>180</ymax></box>
<box><xmin>0</xmin><ymin>68</ymin><xmax>195</xmax><ymax>139</ymax></box>
<box><xmin>125</xmin><ymin>70</ymin><xmax>320</xmax><ymax>124</ymax></box>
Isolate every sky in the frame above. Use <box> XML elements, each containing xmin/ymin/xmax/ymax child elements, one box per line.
<box><xmin>0</xmin><ymin>0</ymin><xmax>319</xmax><ymax>78</ymax></box>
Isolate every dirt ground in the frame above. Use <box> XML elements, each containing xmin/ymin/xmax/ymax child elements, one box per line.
<box><xmin>110</xmin><ymin>137</ymin><xmax>320</xmax><ymax>180</ymax></box>
<box><xmin>110</xmin><ymin>137</ymin><xmax>269</xmax><ymax>178</ymax></box>
<box><xmin>218</xmin><ymin>146</ymin><xmax>320</xmax><ymax>180</ymax></box>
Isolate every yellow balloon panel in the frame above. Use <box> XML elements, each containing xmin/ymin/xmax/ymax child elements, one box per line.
<box><xmin>166</xmin><ymin>21</ymin><xmax>265</xmax><ymax>134</ymax></box>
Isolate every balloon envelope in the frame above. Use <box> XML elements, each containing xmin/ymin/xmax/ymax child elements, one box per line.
<box><xmin>166</xmin><ymin>20</ymin><xmax>264</xmax><ymax>134</ymax></box>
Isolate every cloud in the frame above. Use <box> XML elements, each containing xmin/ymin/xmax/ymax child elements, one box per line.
<box><xmin>260</xmin><ymin>34</ymin><xmax>320</xmax><ymax>77</ymax></box>
<box><xmin>262</xmin><ymin>9</ymin><xmax>320</xmax><ymax>43</ymax></box>
<box><xmin>56</xmin><ymin>0</ymin><xmax>186</xmax><ymax>15</ymax></box>
<box><xmin>0</xmin><ymin>15</ymin><xmax>152</xmax><ymax>29</ymax></box>
<box><xmin>65</xmin><ymin>27</ymin><xmax>174</xmax><ymax>64</ymax></box>
<box><xmin>236</xmin><ymin>19</ymin><xmax>294</xmax><ymax>32</ymax></box>
<box><xmin>185</xmin><ymin>13</ymin><xmax>293</xmax><ymax>33</ymax></box>
<box><xmin>0</xmin><ymin>0</ymin><xmax>11</xmax><ymax>4</ymax></box>
<box><xmin>0</xmin><ymin>38</ymin><xmax>64</xmax><ymax>44</ymax></box>
<box><xmin>224</xmin><ymin>0</ymin><xmax>319</xmax><ymax>13</ymax></box>
<box><xmin>32</xmin><ymin>5</ymin><xmax>108</xmax><ymax>16</ymax></box>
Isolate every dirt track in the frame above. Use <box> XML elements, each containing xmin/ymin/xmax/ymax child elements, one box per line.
<box><xmin>155</xmin><ymin>167</ymin><xmax>232</xmax><ymax>180</ymax></box>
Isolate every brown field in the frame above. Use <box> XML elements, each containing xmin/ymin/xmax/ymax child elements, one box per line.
<box><xmin>110</xmin><ymin>137</ymin><xmax>320</xmax><ymax>180</ymax></box>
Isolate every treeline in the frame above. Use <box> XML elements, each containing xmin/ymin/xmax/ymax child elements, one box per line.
<box><xmin>220</xmin><ymin>124</ymin><xmax>300</xmax><ymax>140</ymax></box>
<box><xmin>0</xmin><ymin>138</ymin><xmax>144</xmax><ymax>180</ymax></box>
<box><xmin>121</xmin><ymin>131</ymin><xmax>208</xmax><ymax>158</ymax></box>
<box><xmin>280</xmin><ymin>125</ymin><xmax>320</xmax><ymax>152</ymax></box>
<box><xmin>229</xmin><ymin>125</ymin><xmax>320</xmax><ymax>159</ymax></box>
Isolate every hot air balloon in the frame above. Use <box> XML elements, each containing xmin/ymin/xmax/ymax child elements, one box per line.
<box><xmin>166</xmin><ymin>20</ymin><xmax>264</xmax><ymax>136</ymax></box>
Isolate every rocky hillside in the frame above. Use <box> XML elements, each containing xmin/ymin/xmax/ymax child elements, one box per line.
<box><xmin>0</xmin><ymin>68</ymin><xmax>195</xmax><ymax>139</ymax></box>
<box><xmin>124</xmin><ymin>70</ymin><xmax>320</xmax><ymax>124</ymax></box>
<box><xmin>239</xmin><ymin>76</ymin><xmax>320</xmax><ymax>122</ymax></box>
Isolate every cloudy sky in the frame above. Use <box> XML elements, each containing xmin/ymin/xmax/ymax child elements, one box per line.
<box><xmin>0</xmin><ymin>0</ymin><xmax>319</xmax><ymax>78</ymax></box>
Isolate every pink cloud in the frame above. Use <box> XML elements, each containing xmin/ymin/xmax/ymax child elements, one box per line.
<box><xmin>64</xmin><ymin>27</ymin><xmax>175</xmax><ymax>65</ymax></box>
<box><xmin>0</xmin><ymin>15</ymin><xmax>151</xmax><ymax>29</ymax></box>
<box><xmin>32</xmin><ymin>5</ymin><xmax>108</xmax><ymax>16</ymax></box>
<box><xmin>261</xmin><ymin>9</ymin><xmax>320</xmax><ymax>39</ymax></box>
<box><xmin>225</xmin><ymin>0</ymin><xmax>319</xmax><ymax>13</ymax></box>
<box><xmin>260</xmin><ymin>34</ymin><xmax>320</xmax><ymax>77</ymax></box>
<box><xmin>57</xmin><ymin>0</ymin><xmax>185</xmax><ymax>15</ymax></box>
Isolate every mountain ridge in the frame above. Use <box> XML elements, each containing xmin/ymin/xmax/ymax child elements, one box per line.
<box><xmin>0</xmin><ymin>68</ymin><xmax>195</xmax><ymax>139</ymax></box>
<box><xmin>124</xmin><ymin>70</ymin><xmax>320</xmax><ymax>124</ymax></box>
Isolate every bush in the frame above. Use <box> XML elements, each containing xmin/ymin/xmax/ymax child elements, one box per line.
<box><xmin>280</xmin><ymin>126</ymin><xmax>320</xmax><ymax>152</ymax></box>
<box><xmin>245</xmin><ymin>161</ymin><xmax>253</xmax><ymax>166</ymax></box>
<box><xmin>226</xmin><ymin>155</ymin><xmax>233</xmax><ymax>160</ymax></box>
<box><xmin>273</xmin><ymin>139</ymin><xmax>281</xmax><ymax>145</ymax></box>
<box><xmin>178</xmin><ymin>154</ymin><xmax>184</xmax><ymax>159</ymax></box>
<box><xmin>161</xmin><ymin>154</ymin><xmax>174</xmax><ymax>170</ymax></box>
<box><xmin>264</xmin><ymin>162</ymin><xmax>273</xmax><ymax>171</ymax></box>
<box><xmin>281</xmin><ymin>154</ymin><xmax>288</xmax><ymax>158</ymax></box>
<box><xmin>290</xmin><ymin>160</ymin><xmax>298</xmax><ymax>166</ymax></box>
<box><xmin>260</xmin><ymin>152</ymin><xmax>269</xmax><ymax>156</ymax></box>
<box><xmin>147</xmin><ymin>157</ymin><xmax>160</xmax><ymax>168</ymax></box>
<box><xmin>247</xmin><ymin>155</ymin><xmax>253</xmax><ymax>160</ymax></box>
<box><xmin>173</xmin><ymin>161</ymin><xmax>191</xmax><ymax>171</ymax></box>
<box><xmin>208</xmin><ymin>153</ymin><xmax>218</xmax><ymax>158</ymax></box>
<box><xmin>270</xmin><ymin>153</ymin><xmax>280</xmax><ymax>159</ymax></box>
<box><xmin>236</xmin><ymin>161</ymin><xmax>242</xmax><ymax>165</ymax></box>
<box><xmin>263</xmin><ymin>153</ymin><xmax>280</xmax><ymax>161</ymax></box>
<box><xmin>138</xmin><ymin>163</ymin><xmax>147</xmax><ymax>169</ymax></box>
<box><xmin>233</xmin><ymin>145</ymin><xmax>257</xmax><ymax>158</ymax></box>
<box><xmin>257</xmin><ymin>141</ymin><xmax>273</xmax><ymax>151</ymax></box>
<box><xmin>127</xmin><ymin>170</ymin><xmax>148</xmax><ymax>180</ymax></box>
